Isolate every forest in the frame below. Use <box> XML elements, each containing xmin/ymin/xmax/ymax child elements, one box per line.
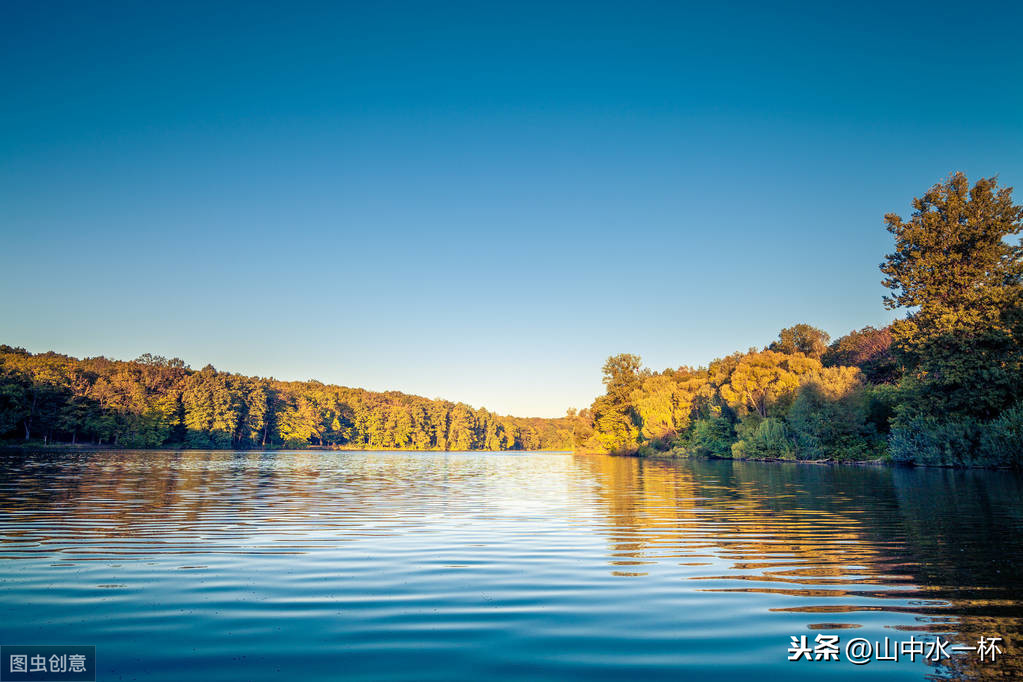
<box><xmin>575</xmin><ymin>173</ymin><xmax>1023</xmax><ymax>466</ymax></box>
<box><xmin>0</xmin><ymin>350</ymin><xmax>575</xmax><ymax>451</ymax></box>
<box><xmin>2</xmin><ymin>172</ymin><xmax>1021</xmax><ymax>465</ymax></box>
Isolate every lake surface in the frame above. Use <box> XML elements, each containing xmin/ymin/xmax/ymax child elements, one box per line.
<box><xmin>0</xmin><ymin>451</ymin><xmax>1020</xmax><ymax>681</ymax></box>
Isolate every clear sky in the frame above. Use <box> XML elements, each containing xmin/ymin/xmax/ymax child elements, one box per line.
<box><xmin>2</xmin><ymin>1</ymin><xmax>1022</xmax><ymax>417</ymax></box>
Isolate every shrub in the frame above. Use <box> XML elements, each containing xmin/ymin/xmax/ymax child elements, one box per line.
<box><xmin>688</xmin><ymin>416</ymin><xmax>735</xmax><ymax>458</ymax></box>
<box><xmin>786</xmin><ymin>368</ymin><xmax>881</xmax><ymax>460</ymax></box>
<box><xmin>888</xmin><ymin>416</ymin><xmax>984</xmax><ymax>466</ymax></box>
<box><xmin>731</xmin><ymin>418</ymin><xmax>795</xmax><ymax>460</ymax></box>
<box><xmin>978</xmin><ymin>401</ymin><xmax>1023</xmax><ymax>466</ymax></box>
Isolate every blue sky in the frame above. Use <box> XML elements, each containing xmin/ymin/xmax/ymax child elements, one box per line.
<box><xmin>2</xmin><ymin>1</ymin><xmax>1022</xmax><ymax>417</ymax></box>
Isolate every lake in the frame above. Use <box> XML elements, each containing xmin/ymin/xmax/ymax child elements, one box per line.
<box><xmin>0</xmin><ymin>450</ymin><xmax>1020</xmax><ymax>680</ymax></box>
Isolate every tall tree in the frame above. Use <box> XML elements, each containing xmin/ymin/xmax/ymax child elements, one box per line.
<box><xmin>769</xmin><ymin>324</ymin><xmax>831</xmax><ymax>359</ymax></box>
<box><xmin>881</xmin><ymin>173</ymin><xmax>1023</xmax><ymax>418</ymax></box>
<box><xmin>590</xmin><ymin>354</ymin><xmax>644</xmax><ymax>453</ymax></box>
<box><xmin>600</xmin><ymin>354</ymin><xmax>643</xmax><ymax>405</ymax></box>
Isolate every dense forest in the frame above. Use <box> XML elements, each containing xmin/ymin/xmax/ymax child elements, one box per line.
<box><xmin>3</xmin><ymin>172</ymin><xmax>1020</xmax><ymax>465</ymax></box>
<box><xmin>0</xmin><ymin>350</ymin><xmax>574</xmax><ymax>451</ymax></box>
<box><xmin>575</xmin><ymin>173</ymin><xmax>1023</xmax><ymax>467</ymax></box>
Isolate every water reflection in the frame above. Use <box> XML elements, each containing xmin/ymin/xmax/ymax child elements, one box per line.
<box><xmin>576</xmin><ymin>456</ymin><xmax>1023</xmax><ymax>679</ymax></box>
<box><xmin>0</xmin><ymin>451</ymin><xmax>1020</xmax><ymax>681</ymax></box>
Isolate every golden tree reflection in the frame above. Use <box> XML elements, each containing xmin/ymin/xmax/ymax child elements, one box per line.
<box><xmin>573</xmin><ymin>456</ymin><xmax>1022</xmax><ymax>679</ymax></box>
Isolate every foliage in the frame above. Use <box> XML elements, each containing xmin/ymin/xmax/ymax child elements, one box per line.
<box><xmin>0</xmin><ymin>348</ymin><xmax>574</xmax><ymax>451</ymax></box>
<box><xmin>588</xmin><ymin>345</ymin><xmax>882</xmax><ymax>461</ymax></box>
<box><xmin>687</xmin><ymin>415</ymin><xmax>735</xmax><ymax>458</ymax></box>
<box><xmin>888</xmin><ymin>416</ymin><xmax>985</xmax><ymax>466</ymax></box>
<box><xmin>581</xmin><ymin>173</ymin><xmax>1023</xmax><ymax>468</ymax></box>
<box><xmin>863</xmin><ymin>383</ymin><xmax>898</xmax><ymax>437</ymax></box>
<box><xmin>978</xmin><ymin>401</ymin><xmax>1023</xmax><ymax>466</ymax></box>
<box><xmin>881</xmin><ymin>172</ymin><xmax>1023</xmax><ymax>419</ymax></box>
<box><xmin>601</xmin><ymin>354</ymin><xmax>645</xmax><ymax>405</ymax></box>
<box><xmin>717</xmin><ymin>350</ymin><xmax>821</xmax><ymax>418</ymax></box>
<box><xmin>589</xmin><ymin>354</ymin><xmax>644</xmax><ymax>453</ymax></box>
<box><xmin>891</xmin><ymin>403</ymin><xmax>1023</xmax><ymax>468</ymax></box>
<box><xmin>822</xmin><ymin>326</ymin><xmax>900</xmax><ymax>384</ymax></box>
<box><xmin>590</xmin><ymin>395</ymin><xmax>639</xmax><ymax>454</ymax></box>
<box><xmin>786</xmin><ymin>367</ymin><xmax>880</xmax><ymax>460</ymax></box>
<box><xmin>630</xmin><ymin>373</ymin><xmax>698</xmax><ymax>445</ymax></box>
<box><xmin>7</xmin><ymin>173</ymin><xmax>1023</xmax><ymax>468</ymax></box>
<box><xmin>731</xmin><ymin>417</ymin><xmax>795</xmax><ymax>460</ymax></box>
<box><xmin>769</xmin><ymin>324</ymin><xmax>830</xmax><ymax>359</ymax></box>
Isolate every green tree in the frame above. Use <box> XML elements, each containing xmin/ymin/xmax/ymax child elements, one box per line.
<box><xmin>881</xmin><ymin>172</ymin><xmax>1023</xmax><ymax>418</ymax></box>
<box><xmin>786</xmin><ymin>366</ymin><xmax>877</xmax><ymax>460</ymax></box>
<box><xmin>181</xmin><ymin>366</ymin><xmax>241</xmax><ymax>448</ymax></box>
<box><xmin>770</xmin><ymin>324</ymin><xmax>831</xmax><ymax>359</ymax></box>
<box><xmin>688</xmin><ymin>413</ymin><xmax>735</xmax><ymax>458</ymax></box>
<box><xmin>731</xmin><ymin>417</ymin><xmax>794</xmax><ymax>460</ymax></box>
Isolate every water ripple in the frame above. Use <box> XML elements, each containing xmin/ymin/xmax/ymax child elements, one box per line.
<box><xmin>1</xmin><ymin>451</ymin><xmax>1021</xmax><ymax>680</ymax></box>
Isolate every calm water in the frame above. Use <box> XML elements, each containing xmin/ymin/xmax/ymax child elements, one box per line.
<box><xmin>0</xmin><ymin>451</ymin><xmax>1020</xmax><ymax>681</ymax></box>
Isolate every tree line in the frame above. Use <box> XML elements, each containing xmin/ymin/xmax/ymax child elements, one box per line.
<box><xmin>575</xmin><ymin>173</ymin><xmax>1023</xmax><ymax>466</ymax></box>
<box><xmin>0</xmin><ymin>350</ymin><xmax>574</xmax><ymax>451</ymax></box>
<box><xmin>3</xmin><ymin>172</ymin><xmax>1019</xmax><ymax>464</ymax></box>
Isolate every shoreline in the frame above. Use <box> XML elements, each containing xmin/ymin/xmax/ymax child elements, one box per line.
<box><xmin>2</xmin><ymin>442</ymin><xmax>1014</xmax><ymax>470</ymax></box>
<box><xmin>616</xmin><ymin>451</ymin><xmax>1017</xmax><ymax>470</ymax></box>
<box><xmin>0</xmin><ymin>443</ymin><xmax>573</xmax><ymax>455</ymax></box>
